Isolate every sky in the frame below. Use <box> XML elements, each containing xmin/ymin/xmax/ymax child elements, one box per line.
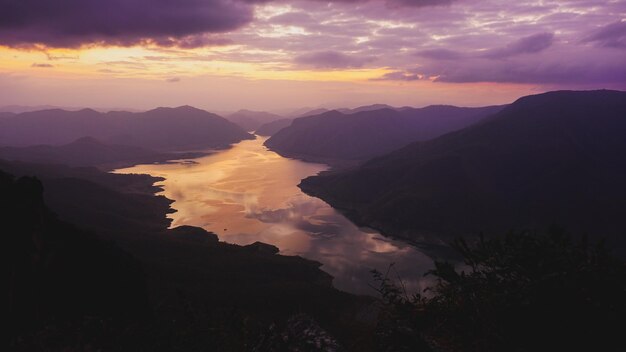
<box><xmin>0</xmin><ymin>0</ymin><xmax>624</xmax><ymax>112</ymax></box>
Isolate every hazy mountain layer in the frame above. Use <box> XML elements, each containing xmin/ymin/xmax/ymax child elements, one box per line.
<box><xmin>255</xmin><ymin>118</ymin><xmax>293</xmax><ymax>136</ymax></box>
<box><xmin>265</xmin><ymin>105</ymin><xmax>504</xmax><ymax>162</ymax></box>
<box><xmin>0</xmin><ymin>105</ymin><xmax>253</xmax><ymax>151</ymax></box>
<box><xmin>226</xmin><ymin>109</ymin><xmax>285</xmax><ymax>131</ymax></box>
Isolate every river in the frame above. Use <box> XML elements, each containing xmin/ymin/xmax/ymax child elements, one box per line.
<box><xmin>116</xmin><ymin>136</ymin><xmax>432</xmax><ymax>295</ymax></box>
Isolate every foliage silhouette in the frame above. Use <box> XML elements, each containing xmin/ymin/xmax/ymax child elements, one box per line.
<box><xmin>372</xmin><ymin>228</ymin><xmax>626</xmax><ymax>352</ymax></box>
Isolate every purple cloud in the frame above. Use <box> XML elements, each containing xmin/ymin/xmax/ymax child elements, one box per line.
<box><xmin>294</xmin><ymin>51</ymin><xmax>376</xmax><ymax>69</ymax></box>
<box><xmin>414</xmin><ymin>48</ymin><xmax>463</xmax><ymax>60</ymax></box>
<box><xmin>426</xmin><ymin>52</ymin><xmax>626</xmax><ymax>85</ymax></box>
<box><xmin>0</xmin><ymin>0</ymin><xmax>252</xmax><ymax>48</ymax></box>
<box><xmin>372</xmin><ymin>70</ymin><xmax>423</xmax><ymax>81</ymax></box>
<box><xmin>583</xmin><ymin>20</ymin><xmax>626</xmax><ymax>49</ymax></box>
<box><xmin>31</xmin><ymin>63</ymin><xmax>54</xmax><ymax>68</ymax></box>
<box><xmin>484</xmin><ymin>32</ymin><xmax>555</xmax><ymax>58</ymax></box>
<box><xmin>385</xmin><ymin>0</ymin><xmax>454</xmax><ymax>8</ymax></box>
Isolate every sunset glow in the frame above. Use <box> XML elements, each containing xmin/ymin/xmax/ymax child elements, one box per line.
<box><xmin>2</xmin><ymin>0</ymin><xmax>624</xmax><ymax>110</ymax></box>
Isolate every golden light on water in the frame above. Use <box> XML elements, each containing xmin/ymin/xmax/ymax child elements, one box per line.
<box><xmin>116</xmin><ymin>136</ymin><xmax>431</xmax><ymax>294</ymax></box>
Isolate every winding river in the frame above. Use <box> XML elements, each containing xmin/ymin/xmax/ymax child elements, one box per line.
<box><xmin>116</xmin><ymin>136</ymin><xmax>432</xmax><ymax>295</ymax></box>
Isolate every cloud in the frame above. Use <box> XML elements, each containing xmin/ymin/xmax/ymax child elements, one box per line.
<box><xmin>31</xmin><ymin>63</ymin><xmax>54</xmax><ymax>68</ymax></box>
<box><xmin>294</xmin><ymin>51</ymin><xmax>376</xmax><ymax>69</ymax></box>
<box><xmin>483</xmin><ymin>32</ymin><xmax>555</xmax><ymax>59</ymax></box>
<box><xmin>166</xmin><ymin>77</ymin><xmax>181</xmax><ymax>83</ymax></box>
<box><xmin>0</xmin><ymin>0</ymin><xmax>252</xmax><ymax>48</ymax></box>
<box><xmin>414</xmin><ymin>48</ymin><xmax>463</xmax><ymax>60</ymax></box>
<box><xmin>583</xmin><ymin>20</ymin><xmax>626</xmax><ymax>49</ymax></box>
<box><xmin>372</xmin><ymin>70</ymin><xmax>423</xmax><ymax>81</ymax></box>
<box><xmin>0</xmin><ymin>0</ymin><xmax>460</xmax><ymax>49</ymax></box>
<box><xmin>428</xmin><ymin>55</ymin><xmax>626</xmax><ymax>85</ymax></box>
<box><xmin>385</xmin><ymin>0</ymin><xmax>454</xmax><ymax>8</ymax></box>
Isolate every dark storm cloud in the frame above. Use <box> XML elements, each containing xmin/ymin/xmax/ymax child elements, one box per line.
<box><xmin>294</xmin><ymin>51</ymin><xmax>376</xmax><ymax>69</ymax></box>
<box><xmin>583</xmin><ymin>20</ymin><xmax>626</xmax><ymax>49</ymax></box>
<box><xmin>0</xmin><ymin>0</ymin><xmax>253</xmax><ymax>48</ymax></box>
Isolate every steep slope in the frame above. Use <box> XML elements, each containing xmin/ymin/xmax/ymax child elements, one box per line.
<box><xmin>265</xmin><ymin>105</ymin><xmax>504</xmax><ymax>162</ymax></box>
<box><xmin>0</xmin><ymin>106</ymin><xmax>253</xmax><ymax>150</ymax></box>
<box><xmin>226</xmin><ymin>109</ymin><xmax>285</xmax><ymax>131</ymax></box>
<box><xmin>3</xmin><ymin>171</ymin><xmax>149</xmax><ymax>340</ymax></box>
<box><xmin>300</xmin><ymin>90</ymin><xmax>626</xmax><ymax>248</ymax></box>
<box><xmin>256</xmin><ymin>118</ymin><xmax>293</xmax><ymax>136</ymax></box>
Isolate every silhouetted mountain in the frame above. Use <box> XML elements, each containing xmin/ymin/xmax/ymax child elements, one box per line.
<box><xmin>0</xmin><ymin>159</ymin><xmax>173</xmax><ymax>233</ymax></box>
<box><xmin>0</xmin><ymin>136</ymin><xmax>196</xmax><ymax>169</ymax></box>
<box><xmin>0</xmin><ymin>106</ymin><xmax>254</xmax><ymax>150</ymax></box>
<box><xmin>3</xmin><ymin>163</ymin><xmax>372</xmax><ymax>350</ymax></box>
<box><xmin>300</xmin><ymin>90</ymin><xmax>626</xmax><ymax>251</ymax></box>
<box><xmin>226</xmin><ymin>109</ymin><xmax>285</xmax><ymax>131</ymax></box>
<box><xmin>255</xmin><ymin>118</ymin><xmax>293</xmax><ymax>136</ymax></box>
<box><xmin>3</xmin><ymin>170</ymin><xmax>149</xmax><ymax>341</ymax></box>
<box><xmin>266</xmin><ymin>105</ymin><xmax>504</xmax><ymax>163</ymax></box>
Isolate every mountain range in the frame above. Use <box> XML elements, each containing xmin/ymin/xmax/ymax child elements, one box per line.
<box><xmin>0</xmin><ymin>106</ymin><xmax>253</xmax><ymax>151</ymax></box>
<box><xmin>265</xmin><ymin>105</ymin><xmax>504</xmax><ymax>163</ymax></box>
<box><xmin>0</xmin><ymin>136</ymin><xmax>205</xmax><ymax>169</ymax></box>
<box><xmin>226</xmin><ymin>109</ymin><xmax>285</xmax><ymax>132</ymax></box>
<box><xmin>256</xmin><ymin>118</ymin><xmax>294</xmax><ymax>136</ymax></box>
<box><xmin>300</xmin><ymin>90</ymin><xmax>626</xmax><ymax>253</ymax></box>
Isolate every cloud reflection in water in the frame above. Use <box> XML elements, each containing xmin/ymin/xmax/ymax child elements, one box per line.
<box><xmin>117</xmin><ymin>137</ymin><xmax>432</xmax><ymax>294</ymax></box>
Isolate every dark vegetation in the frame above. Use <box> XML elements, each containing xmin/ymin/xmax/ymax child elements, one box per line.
<box><xmin>265</xmin><ymin>105</ymin><xmax>503</xmax><ymax>163</ymax></box>
<box><xmin>373</xmin><ymin>229</ymin><xmax>626</xmax><ymax>352</ymax></box>
<box><xmin>301</xmin><ymin>90</ymin><xmax>626</xmax><ymax>254</ymax></box>
<box><xmin>0</xmin><ymin>106</ymin><xmax>253</xmax><ymax>150</ymax></box>
<box><xmin>4</xmin><ymin>171</ymin><xmax>150</xmax><ymax>350</ymax></box>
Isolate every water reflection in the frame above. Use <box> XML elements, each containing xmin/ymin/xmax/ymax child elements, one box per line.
<box><xmin>116</xmin><ymin>136</ymin><xmax>432</xmax><ymax>295</ymax></box>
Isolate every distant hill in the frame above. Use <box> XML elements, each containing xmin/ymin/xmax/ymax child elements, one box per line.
<box><xmin>0</xmin><ymin>104</ymin><xmax>61</xmax><ymax>113</ymax></box>
<box><xmin>342</xmin><ymin>104</ymin><xmax>398</xmax><ymax>114</ymax></box>
<box><xmin>0</xmin><ymin>137</ymin><xmax>194</xmax><ymax>169</ymax></box>
<box><xmin>226</xmin><ymin>109</ymin><xmax>285</xmax><ymax>131</ymax></box>
<box><xmin>265</xmin><ymin>105</ymin><xmax>504</xmax><ymax>163</ymax></box>
<box><xmin>256</xmin><ymin>118</ymin><xmax>293</xmax><ymax>136</ymax></box>
<box><xmin>300</xmin><ymin>90</ymin><xmax>626</xmax><ymax>251</ymax></box>
<box><xmin>290</xmin><ymin>107</ymin><xmax>330</xmax><ymax>118</ymax></box>
<box><xmin>0</xmin><ymin>106</ymin><xmax>253</xmax><ymax>151</ymax></box>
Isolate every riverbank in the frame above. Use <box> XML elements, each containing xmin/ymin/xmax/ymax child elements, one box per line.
<box><xmin>3</xmin><ymin>155</ymin><xmax>380</xmax><ymax>350</ymax></box>
<box><xmin>116</xmin><ymin>137</ymin><xmax>433</xmax><ymax>295</ymax></box>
